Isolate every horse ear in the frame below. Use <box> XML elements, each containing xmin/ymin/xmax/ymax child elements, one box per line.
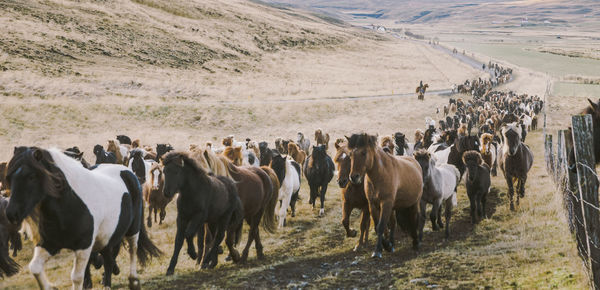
<box><xmin>334</xmin><ymin>142</ymin><xmax>341</xmax><ymax>150</ymax></box>
<box><xmin>588</xmin><ymin>98</ymin><xmax>599</xmax><ymax>112</ymax></box>
<box><xmin>76</xmin><ymin>152</ymin><xmax>84</xmax><ymax>158</ymax></box>
<box><xmin>345</xmin><ymin>135</ymin><xmax>351</xmax><ymax>142</ymax></box>
<box><xmin>33</xmin><ymin>149</ymin><xmax>43</xmax><ymax>161</ymax></box>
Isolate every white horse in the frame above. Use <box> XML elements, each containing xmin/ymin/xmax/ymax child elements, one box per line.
<box><xmin>4</xmin><ymin>147</ymin><xmax>160</xmax><ymax>289</ymax></box>
<box><xmin>414</xmin><ymin>149</ymin><xmax>460</xmax><ymax>239</ymax></box>
<box><xmin>270</xmin><ymin>154</ymin><xmax>301</xmax><ymax>227</ymax></box>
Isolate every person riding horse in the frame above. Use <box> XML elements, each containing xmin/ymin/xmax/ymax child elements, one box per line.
<box><xmin>416</xmin><ymin>81</ymin><xmax>428</xmax><ymax>101</ymax></box>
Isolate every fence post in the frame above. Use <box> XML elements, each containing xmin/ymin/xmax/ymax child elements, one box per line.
<box><xmin>545</xmin><ymin>134</ymin><xmax>555</xmax><ymax>179</ymax></box>
<box><xmin>557</xmin><ymin>131</ymin><xmax>565</xmax><ymax>184</ymax></box>
<box><xmin>572</xmin><ymin>114</ymin><xmax>600</xmax><ymax>289</ymax></box>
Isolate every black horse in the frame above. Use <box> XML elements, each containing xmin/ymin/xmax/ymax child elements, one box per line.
<box><xmin>156</xmin><ymin>144</ymin><xmax>174</xmax><ymax>162</ymax></box>
<box><xmin>116</xmin><ymin>135</ymin><xmax>132</xmax><ymax>145</ymax></box>
<box><xmin>393</xmin><ymin>132</ymin><xmax>407</xmax><ymax>156</ymax></box>
<box><xmin>93</xmin><ymin>144</ymin><xmax>117</xmax><ymax>165</ymax></box>
<box><xmin>0</xmin><ymin>196</ymin><xmax>21</xmax><ymax>278</ymax></box>
<box><xmin>303</xmin><ymin>145</ymin><xmax>335</xmax><ymax>216</ymax></box>
<box><xmin>448</xmin><ymin>135</ymin><xmax>481</xmax><ymax>179</ymax></box>
<box><xmin>162</xmin><ymin>151</ymin><xmax>244</xmax><ymax>274</ymax></box>
<box><xmin>463</xmin><ymin>151</ymin><xmax>491</xmax><ymax>224</ymax></box>
<box><xmin>259</xmin><ymin>142</ymin><xmax>273</xmax><ymax>167</ymax></box>
<box><xmin>64</xmin><ymin>146</ymin><xmax>91</xmax><ymax>169</ymax></box>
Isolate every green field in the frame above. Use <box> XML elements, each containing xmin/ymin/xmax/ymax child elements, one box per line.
<box><xmin>445</xmin><ymin>42</ymin><xmax>600</xmax><ymax>77</ymax></box>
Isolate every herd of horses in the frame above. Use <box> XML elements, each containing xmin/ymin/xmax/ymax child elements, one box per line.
<box><xmin>3</xmin><ymin>68</ymin><xmax>598</xmax><ymax>289</ymax></box>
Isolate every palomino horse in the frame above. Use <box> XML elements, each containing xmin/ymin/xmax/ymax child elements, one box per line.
<box><xmin>303</xmin><ymin>145</ymin><xmax>335</xmax><ymax>216</ymax></box>
<box><xmin>162</xmin><ymin>152</ymin><xmax>243</xmax><ymax>274</ymax></box>
<box><xmin>413</xmin><ymin>149</ymin><xmax>460</xmax><ymax>239</ymax></box>
<box><xmin>6</xmin><ymin>147</ymin><xmax>161</xmax><ymax>289</ymax></box>
<box><xmin>348</xmin><ymin>133</ymin><xmax>423</xmax><ymax>258</ymax></box>
<box><xmin>479</xmin><ymin>133</ymin><xmax>497</xmax><ymax>176</ymax></box>
<box><xmin>288</xmin><ymin>142</ymin><xmax>307</xmax><ymax>165</ymax></box>
<box><xmin>334</xmin><ymin>142</ymin><xmax>370</xmax><ymax>251</ymax></box>
<box><xmin>498</xmin><ymin>123</ymin><xmax>533</xmax><ymax>210</ymax></box>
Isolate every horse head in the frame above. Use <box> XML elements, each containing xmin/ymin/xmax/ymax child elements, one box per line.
<box><xmin>413</xmin><ymin>149</ymin><xmax>432</xmax><ymax>180</ymax></box>
<box><xmin>463</xmin><ymin>150</ymin><xmax>484</xmax><ymax>183</ymax></box>
<box><xmin>334</xmin><ymin>144</ymin><xmax>351</xmax><ymax>188</ymax></box>
<box><xmin>347</xmin><ymin>133</ymin><xmax>377</xmax><ymax>185</ymax></box>
<box><xmin>5</xmin><ymin>147</ymin><xmax>66</xmax><ymax>224</ymax></box>
<box><xmin>502</xmin><ymin>123</ymin><xmax>522</xmax><ymax>156</ymax></box>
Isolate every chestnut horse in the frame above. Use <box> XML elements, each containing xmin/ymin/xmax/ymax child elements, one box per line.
<box><xmin>287</xmin><ymin>142</ymin><xmax>306</xmax><ymax>165</ymax></box>
<box><xmin>334</xmin><ymin>142</ymin><xmax>370</xmax><ymax>251</ymax></box>
<box><xmin>348</xmin><ymin>133</ymin><xmax>423</xmax><ymax>258</ymax></box>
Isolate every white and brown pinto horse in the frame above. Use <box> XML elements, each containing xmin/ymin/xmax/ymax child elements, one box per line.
<box><xmin>348</xmin><ymin>134</ymin><xmax>423</xmax><ymax>258</ymax></box>
<box><xmin>498</xmin><ymin>123</ymin><xmax>533</xmax><ymax>210</ymax></box>
<box><xmin>5</xmin><ymin>147</ymin><xmax>161</xmax><ymax>289</ymax></box>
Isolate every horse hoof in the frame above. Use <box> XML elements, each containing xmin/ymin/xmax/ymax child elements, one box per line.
<box><xmin>319</xmin><ymin>208</ymin><xmax>324</xmax><ymax>216</ymax></box>
<box><xmin>371</xmin><ymin>252</ymin><xmax>382</xmax><ymax>259</ymax></box>
<box><xmin>348</xmin><ymin>229</ymin><xmax>358</xmax><ymax>238</ymax></box>
<box><xmin>353</xmin><ymin>245</ymin><xmax>361</xmax><ymax>252</ymax></box>
<box><xmin>225</xmin><ymin>255</ymin><xmax>232</xmax><ymax>262</ymax></box>
<box><xmin>128</xmin><ymin>277</ymin><xmax>141</xmax><ymax>290</ymax></box>
<box><xmin>166</xmin><ymin>269</ymin><xmax>174</xmax><ymax>276</ymax></box>
<box><xmin>510</xmin><ymin>203</ymin><xmax>515</xmax><ymax>211</ymax></box>
<box><xmin>187</xmin><ymin>249</ymin><xmax>198</xmax><ymax>260</ymax></box>
<box><xmin>218</xmin><ymin>246</ymin><xmax>224</xmax><ymax>254</ymax></box>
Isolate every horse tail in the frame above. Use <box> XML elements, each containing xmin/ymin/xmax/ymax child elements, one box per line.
<box><xmin>260</xmin><ymin>167</ymin><xmax>279</xmax><ymax>234</ymax></box>
<box><xmin>120</xmin><ymin>170</ymin><xmax>162</xmax><ymax>266</ymax></box>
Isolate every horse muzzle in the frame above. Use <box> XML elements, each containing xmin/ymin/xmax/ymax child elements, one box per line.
<box><xmin>338</xmin><ymin>178</ymin><xmax>349</xmax><ymax>188</ymax></box>
<box><xmin>349</xmin><ymin>174</ymin><xmax>362</xmax><ymax>185</ymax></box>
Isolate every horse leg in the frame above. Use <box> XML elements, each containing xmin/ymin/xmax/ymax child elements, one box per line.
<box><xmin>385</xmin><ymin>212</ymin><xmax>396</xmax><ymax>253</ymax></box>
<box><xmin>405</xmin><ymin>204</ymin><xmax>421</xmax><ymax>251</ymax></box>
<box><xmin>519</xmin><ymin>175</ymin><xmax>527</xmax><ymax>198</ymax></box>
<box><xmin>195</xmin><ymin>225</ymin><xmax>206</xmax><ymax>264</ymax></box>
<box><xmin>444</xmin><ymin>198</ymin><xmax>453</xmax><ymax>239</ymax></box>
<box><xmin>241</xmin><ymin>217</ymin><xmax>257</xmax><ymax>262</ymax></box>
<box><xmin>126</xmin><ymin>234</ymin><xmax>140</xmax><ymax>290</ymax></box>
<box><xmin>71</xmin><ymin>248</ymin><xmax>92</xmax><ymax>290</ymax></box>
<box><xmin>100</xmin><ymin>247</ymin><xmax>115</xmax><ymax>289</ymax></box>
<box><xmin>224</xmin><ymin>223</ymin><xmax>241</xmax><ymax>263</ymax></box>
<box><xmin>431</xmin><ymin>200</ymin><xmax>441</xmax><ymax>231</ymax></box>
<box><xmin>418</xmin><ymin>199</ymin><xmax>427</xmax><ymax>241</ymax></box>
<box><xmin>290</xmin><ymin>190</ymin><xmax>299</xmax><ymax>218</ymax></box>
<box><xmin>372</xmin><ymin>202</ymin><xmax>392</xmax><ymax>259</ymax></box>
<box><xmin>203</xmin><ymin>222</ymin><xmax>227</xmax><ymax>269</ymax></box>
<box><xmin>160</xmin><ymin>206</ymin><xmax>167</xmax><ymax>225</ymax></box>
<box><xmin>83</xmin><ymin>259</ymin><xmax>92</xmax><ymax>289</ymax></box>
<box><xmin>342</xmin><ymin>201</ymin><xmax>357</xmax><ymax>238</ymax></box>
<box><xmin>481</xmin><ymin>190</ymin><xmax>488</xmax><ymax>219</ymax></box>
<box><xmin>153</xmin><ymin>207</ymin><xmax>158</xmax><ymax>225</ymax></box>
<box><xmin>29</xmin><ymin>246</ymin><xmax>55</xmax><ymax>290</ymax></box>
<box><xmin>319</xmin><ymin>184</ymin><xmax>328</xmax><ymax>216</ymax></box>
<box><xmin>147</xmin><ymin>205</ymin><xmax>153</xmax><ymax>228</ymax></box>
<box><xmin>506</xmin><ymin>174</ymin><xmax>515</xmax><ymax>211</ymax></box>
<box><xmin>467</xmin><ymin>191</ymin><xmax>477</xmax><ymax>224</ymax></box>
<box><xmin>355</xmin><ymin>207</ymin><xmax>370</xmax><ymax>252</ymax></box>
<box><xmin>254</xmin><ymin>224</ymin><xmax>265</xmax><ymax>260</ymax></box>
<box><xmin>437</xmin><ymin>204</ymin><xmax>444</xmax><ymax>229</ymax></box>
<box><xmin>279</xmin><ymin>192</ymin><xmax>292</xmax><ymax>227</ymax></box>
<box><xmin>166</xmin><ymin>217</ymin><xmax>187</xmax><ymax>275</ymax></box>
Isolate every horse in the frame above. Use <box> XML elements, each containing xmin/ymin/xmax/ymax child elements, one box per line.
<box><xmin>314</xmin><ymin>129</ymin><xmax>330</xmax><ymax>150</ymax></box>
<box><xmin>416</xmin><ymin>83</ymin><xmax>429</xmax><ymax>101</ymax></box>
<box><xmin>463</xmin><ymin>151</ymin><xmax>491</xmax><ymax>224</ymax></box>
<box><xmin>393</xmin><ymin>132</ymin><xmax>409</xmax><ymax>156</ymax></box>
<box><xmin>274</xmin><ymin>137</ymin><xmax>287</xmax><ymax>154</ymax></box>
<box><xmin>117</xmin><ymin>135</ymin><xmax>132</xmax><ymax>145</ymax></box>
<box><xmin>498</xmin><ymin>123</ymin><xmax>533</xmax><ymax>210</ymax></box>
<box><xmin>0</xmin><ymin>196</ymin><xmax>21</xmax><ymax>278</ymax></box>
<box><xmin>93</xmin><ymin>144</ymin><xmax>117</xmax><ymax>164</ymax></box>
<box><xmin>479</xmin><ymin>133</ymin><xmax>497</xmax><ymax>176</ymax></box>
<box><xmin>0</xmin><ymin>162</ymin><xmax>8</xmax><ymax>193</ymax></box>
<box><xmin>128</xmin><ymin>148</ymin><xmax>157</xmax><ymax>185</ymax></box>
<box><xmin>162</xmin><ymin>152</ymin><xmax>243</xmax><ymax>274</ymax></box>
<box><xmin>156</xmin><ymin>144</ymin><xmax>174</xmax><ymax>162</ymax></box>
<box><xmin>64</xmin><ymin>146</ymin><xmax>91</xmax><ymax>169</ymax></box>
<box><xmin>348</xmin><ymin>133</ymin><xmax>423</xmax><ymax>258</ymax></box>
<box><xmin>381</xmin><ymin>136</ymin><xmax>395</xmax><ymax>154</ymax></box>
<box><xmin>303</xmin><ymin>145</ymin><xmax>335</xmax><ymax>216</ymax></box>
<box><xmin>5</xmin><ymin>147</ymin><xmax>161</xmax><ymax>289</ymax></box>
<box><xmin>219</xmin><ymin>160</ymin><xmax>278</xmax><ymax>262</ymax></box>
<box><xmin>334</xmin><ymin>143</ymin><xmax>370</xmax><ymax>251</ymax></box>
<box><xmin>223</xmin><ymin>146</ymin><xmax>244</xmax><ymax>166</ymax></box>
<box><xmin>413</xmin><ymin>150</ymin><xmax>459</xmax><ymax>239</ymax></box>
<box><xmin>447</xmin><ymin>135</ymin><xmax>481</xmax><ymax>179</ymax></box>
<box><xmin>107</xmin><ymin>140</ymin><xmax>126</xmax><ymax>164</ymax></box>
<box><xmin>297</xmin><ymin>132</ymin><xmax>311</xmax><ymax>154</ymax></box>
<box><xmin>143</xmin><ymin>163</ymin><xmax>172</xmax><ymax>227</ymax></box>
<box><xmin>270</xmin><ymin>154</ymin><xmax>301</xmax><ymax>227</ymax></box>
<box><xmin>259</xmin><ymin>142</ymin><xmax>273</xmax><ymax>166</ymax></box>
<box><xmin>288</xmin><ymin>142</ymin><xmax>307</xmax><ymax>165</ymax></box>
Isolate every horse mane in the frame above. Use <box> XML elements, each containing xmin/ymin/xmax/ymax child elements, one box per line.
<box><xmin>334</xmin><ymin>144</ymin><xmax>350</xmax><ymax>162</ymax></box>
<box><xmin>162</xmin><ymin>151</ymin><xmax>208</xmax><ymax>176</ymax></box>
<box><xmin>6</xmin><ymin>147</ymin><xmax>66</xmax><ymax>198</ymax></box>
<box><xmin>413</xmin><ymin>149</ymin><xmax>431</xmax><ymax>160</ymax></box>
<box><xmin>480</xmin><ymin>133</ymin><xmax>494</xmax><ymax>154</ymax></box>
<box><xmin>462</xmin><ymin>150</ymin><xmax>483</xmax><ymax>165</ymax></box>
<box><xmin>222</xmin><ymin>135</ymin><xmax>234</xmax><ymax>147</ymax></box>
<box><xmin>132</xmin><ymin>139</ymin><xmax>141</xmax><ymax>148</ymax></box>
<box><xmin>347</xmin><ymin>133</ymin><xmax>377</xmax><ymax>149</ymax></box>
<box><xmin>414</xmin><ymin>130</ymin><xmax>424</xmax><ymax>143</ymax></box>
<box><xmin>502</xmin><ymin>122</ymin><xmax>522</xmax><ymax>138</ymax></box>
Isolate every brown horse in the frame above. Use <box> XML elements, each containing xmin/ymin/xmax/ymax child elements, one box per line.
<box><xmin>287</xmin><ymin>142</ymin><xmax>306</xmax><ymax>165</ymax></box>
<box><xmin>221</xmin><ymin>160</ymin><xmax>278</xmax><ymax>262</ymax></box>
<box><xmin>479</xmin><ymin>133</ymin><xmax>497</xmax><ymax>176</ymax></box>
<box><xmin>380</xmin><ymin>136</ymin><xmax>395</xmax><ymax>154</ymax></box>
<box><xmin>498</xmin><ymin>123</ymin><xmax>533</xmax><ymax>210</ymax></box>
<box><xmin>416</xmin><ymin>83</ymin><xmax>429</xmax><ymax>101</ymax></box>
<box><xmin>107</xmin><ymin>140</ymin><xmax>124</xmax><ymax>164</ymax></box>
<box><xmin>143</xmin><ymin>163</ymin><xmax>173</xmax><ymax>227</ymax></box>
<box><xmin>223</xmin><ymin>146</ymin><xmax>244</xmax><ymax>166</ymax></box>
<box><xmin>334</xmin><ymin>142</ymin><xmax>370</xmax><ymax>251</ymax></box>
<box><xmin>315</xmin><ymin>129</ymin><xmax>330</xmax><ymax>150</ymax></box>
<box><xmin>348</xmin><ymin>133</ymin><xmax>423</xmax><ymax>258</ymax></box>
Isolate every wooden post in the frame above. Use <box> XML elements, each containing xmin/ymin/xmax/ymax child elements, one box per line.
<box><xmin>545</xmin><ymin>134</ymin><xmax>555</xmax><ymax>178</ymax></box>
<box><xmin>572</xmin><ymin>114</ymin><xmax>600</xmax><ymax>289</ymax></box>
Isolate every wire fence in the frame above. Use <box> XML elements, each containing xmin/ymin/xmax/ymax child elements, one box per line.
<box><xmin>544</xmin><ymin>111</ymin><xmax>600</xmax><ymax>289</ymax></box>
